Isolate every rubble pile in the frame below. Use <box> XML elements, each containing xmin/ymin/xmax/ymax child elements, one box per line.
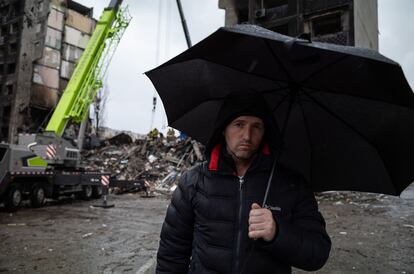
<box><xmin>82</xmin><ymin>131</ymin><xmax>205</xmax><ymax>193</ymax></box>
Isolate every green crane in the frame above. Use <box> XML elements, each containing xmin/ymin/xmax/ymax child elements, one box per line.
<box><xmin>47</xmin><ymin>0</ymin><xmax>130</xmax><ymax>136</ymax></box>
<box><xmin>27</xmin><ymin>0</ymin><xmax>131</xmax><ymax>167</ymax></box>
<box><xmin>0</xmin><ymin>0</ymin><xmax>132</xmax><ymax>212</ymax></box>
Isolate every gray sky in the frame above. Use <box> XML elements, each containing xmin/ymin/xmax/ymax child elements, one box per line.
<box><xmin>80</xmin><ymin>0</ymin><xmax>414</xmax><ymax>134</ymax></box>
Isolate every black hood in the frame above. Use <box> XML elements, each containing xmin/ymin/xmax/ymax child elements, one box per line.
<box><xmin>206</xmin><ymin>94</ymin><xmax>282</xmax><ymax>156</ymax></box>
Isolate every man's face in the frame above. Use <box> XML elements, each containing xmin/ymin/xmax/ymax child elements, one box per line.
<box><xmin>224</xmin><ymin>115</ymin><xmax>265</xmax><ymax>162</ymax></box>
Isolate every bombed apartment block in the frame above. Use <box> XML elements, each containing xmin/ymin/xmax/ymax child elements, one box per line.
<box><xmin>218</xmin><ymin>0</ymin><xmax>378</xmax><ymax>50</ymax></box>
<box><xmin>0</xmin><ymin>0</ymin><xmax>96</xmax><ymax>143</ymax></box>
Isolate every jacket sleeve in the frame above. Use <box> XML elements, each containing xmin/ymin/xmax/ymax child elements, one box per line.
<box><xmin>258</xmin><ymin>179</ymin><xmax>331</xmax><ymax>271</ymax></box>
<box><xmin>156</xmin><ymin>170</ymin><xmax>196</xmax><ymax>274</ymax></box>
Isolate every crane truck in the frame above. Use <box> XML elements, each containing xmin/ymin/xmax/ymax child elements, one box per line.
<box><xmin>0</xmin><ymin>0</ymin><xmax>131</xmax><ymax>212</ymax></box>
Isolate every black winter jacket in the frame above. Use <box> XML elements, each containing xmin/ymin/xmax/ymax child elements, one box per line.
<box><xmin>157</xmin><ymin>144</ymin><xmax>331</xmax><ymax>274</ymax></box>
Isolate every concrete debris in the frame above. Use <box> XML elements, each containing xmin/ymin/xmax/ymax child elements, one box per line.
<box><xmin>82</xmin><ymin>132</ymin><xmax>205</xmax><ymax>194</ymax></box>
<box><xmin>147</xmin><ymin>155</ymin><xmax>158</xmax><ymax>163</ymax></box>
<box><xmin>105</xmin><ymin>132</ymin><xmax>133</xmax><ymax>146</ymax></box>
<box><xmin>82</xmin><ymin>232</ymin><xmax>93</xmax><ymax>238</ymax></box>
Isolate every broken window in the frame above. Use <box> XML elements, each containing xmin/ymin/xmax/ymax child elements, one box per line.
<box><xmin>2</xmin><ymin>105</ymin><xmax>11</xmax><ymax>121</ymax></box>
<box><xmin>238</xmin><ymin>9</ymin><xmax>249</xmax><ymax>23</ymax></box>
<box><xmin>68</xmin><ymin>0</ymin><xmax>93</xmax><ymax>16</ymax></box>
<box><xmin>10</xmin><ymin>22</ymin><xmax>19</xmax><ymax>34</ymax></box>
<box><xmin>30</xmin><ymin>107</ymin><xmax>49</xmax><ymax>131</ymax></box>
<box><xmin>253</xmin><ymin>0</ymin><xmax>290</xmax><ymax>19</ymax></box>
<box><xmin>1</xmin><ymin>127</ymin><xmax>9</xmax><ymax>140</ymax></box>
<box><xmin>9</xmin><ymin>43</ymin><xmax>17</xmax><ymax>54</ymax></box>
<box><xmin>0</xmin><ymin>146</ymin><xmax>6</xmax><ymax>162</ymax></box>
<box><xmin>11</xmin><ymin>2</ymin><xmax>21</xmax><ymax>17</ymax></box>
<box><xmin>1</xmin><ymin>26</ymin><xmax>7</xmax><ymax>37</ymax></box>
<box><xmin>7</xmin><ymin>63</ymin><xmax>16</xmax><ymax>74</ymax></box>
<box><xmin>312</xmin><ymin>13</ymin><xmax>342</xmax><ymax>36</ymax></box>
<box><xmin>6</xmin><ymin>84</ymin><xmax>13</xmax><ymax>95</ymax></box>
<box><xmin>0</xmin><ymin>5</ymin><xmax>9</xmax><ymax>19</ymax></box>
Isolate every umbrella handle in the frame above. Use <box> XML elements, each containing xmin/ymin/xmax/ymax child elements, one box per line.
<box><xmin>262</xmin><ymin>159</ymin><xmax>277</xmax><ymax>207</ymax></box>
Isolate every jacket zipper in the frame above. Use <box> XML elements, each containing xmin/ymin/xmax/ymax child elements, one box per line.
<box><xmin>234</xmin><ymin>176</ymin><xmax>244</xmax><ymax>274</ymax></box>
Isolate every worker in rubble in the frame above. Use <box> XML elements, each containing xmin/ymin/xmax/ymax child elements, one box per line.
<box><xmin>156</xmin><ymin>95</ymin><xmax>331</xmax><ymax>273</ymax></box>
<box><xmin>147</xmin><ymin>128</ymin><xmax>160</xmax><ymax>141</ymax></box>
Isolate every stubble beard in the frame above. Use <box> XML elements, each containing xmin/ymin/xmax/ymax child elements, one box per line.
<box><xmin>228</xmin><ymin>145</ymin><xmax>258</xmax><ymax>164</ymax></box>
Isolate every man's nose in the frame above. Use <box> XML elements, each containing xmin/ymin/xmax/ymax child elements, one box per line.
<box><xmin>241</xmin><ymin>127</ymin><xmax>252</xmax><ymax>141</ymax></box>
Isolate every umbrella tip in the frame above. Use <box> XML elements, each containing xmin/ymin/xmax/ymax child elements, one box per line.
<box><xmin>283</xmin><ymin>32</ymin><xmax>312</xmax><ymax>51</ymax></box>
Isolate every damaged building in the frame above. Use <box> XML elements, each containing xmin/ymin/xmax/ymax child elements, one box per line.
<box><xmin>0</xmin><ymin>0</ymin><xmax>96</xmax><ymax>143</ymax></box>
<box><xmin>218</xmin><ymin>0</ymin><xmax>378</xmax><ymax>50</ymax></box>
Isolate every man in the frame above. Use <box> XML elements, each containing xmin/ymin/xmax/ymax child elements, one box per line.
<box><xmin>156</xmin><ymin>96</ymin><xmax>331</xmax><ymax>273</ymax></box>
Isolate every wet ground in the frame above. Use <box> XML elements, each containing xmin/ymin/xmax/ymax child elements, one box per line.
<box><xmin>0</xmin><ymin>184</ymin><xmax>413</xmax><ymax>274</ymax></box>
<box><xmin>0</xmin><ymin>194</ymin><xmax>170</xmax><ymax>274</ymax></box>
<box><xmin>297</xmin><ymin>185</ymin><xmax>414</xmax><ymax>274</ymax></box>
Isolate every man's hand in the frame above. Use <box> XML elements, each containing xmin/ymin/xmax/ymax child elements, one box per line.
<box><xmin>248</xmin><ymin>203</ymin><xmax>277</xmax><ymax>242</ymax></box>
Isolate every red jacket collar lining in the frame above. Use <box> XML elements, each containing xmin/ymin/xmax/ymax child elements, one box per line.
<box><xmin>208</xmin><ymin>144</ymin><xmax>221</xmax><ymax>171</ymax></box>
<box><xmin>208</xmin><ymin>143</ymin><xmax>271</xmax><ymax>171</ymax></box>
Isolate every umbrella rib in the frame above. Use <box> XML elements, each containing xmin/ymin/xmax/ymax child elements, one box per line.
<box><xmin>280</xmin><ymin>95</ymin><xmax>294</xmax><ymax>141</ymax></box>
<box><xmin>258</xmin><ymin>86</ymin><xmax>289</xmax><ymax>95</ymax></box>
<box><xmin>263</xmin><ymin>40</ymin><xmax>294</xmax><ymax>82</ymax></box>
<box><xmin>303</xmin><ymin>89</ymin><xmax>372</xmax><ymax>144</ymax></box>
<box><xmin>297</xmin><ymin>92</ymin><xmax>314</xmax><ymax>185</ymax></box>
<box><xmin>302</xmin><ymin>90</ymin><xmax>395</xmax><ymax>188</ymax></box>
<box><xmin>299</xmin><ymin>55</ymin><xmax>349</xmax><ymax>85</ymax></box>
<box><xmin>271</xmin><ymin>93</ymin><xmax>290</xmax><ymax>113</ymax></box>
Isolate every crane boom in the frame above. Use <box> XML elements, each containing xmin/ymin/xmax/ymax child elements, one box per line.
<box><xmin>46</xmin><ymin>0</ymin><xmax>130</xmax><ymax>136</ymax></box>
<box><xmin>24</xmin><ymin>0</ymin><xmax>131</xmax><ymax>168</ymax></box>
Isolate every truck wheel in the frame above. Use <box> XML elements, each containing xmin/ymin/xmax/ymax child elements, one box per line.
<box><xmin>92</xmin><ymin>185</ymin><xmax>103</xmax><ymax>198</ymax></box>
<box><xmin>81</xmin><ymin>185</ymin><xmax>93</xmax><ymax>200</ymax></box>
<box><xmin>4</xmin><ymin>185</ymin><xmax>23</xmax><ymax>212</ymax></box>
<box><xmin>30</xmin><ymin>184</ymin><xmax>46</xmax><ymax>208</ymax></box>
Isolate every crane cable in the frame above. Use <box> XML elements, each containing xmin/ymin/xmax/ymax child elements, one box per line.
<box><xmin>161</xmin><ymin>0</ymin><xmax>173</xmax><ymax>130</ymax></box>
<box><xmin>150</xmin><ymin>0</ymin><xmax>164</xmax><ymax>132</ymax></box>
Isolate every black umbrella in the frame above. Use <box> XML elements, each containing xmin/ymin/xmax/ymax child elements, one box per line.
<box><xmin>146</xmin><ymin>24</ymin><xmax>414</xmax><ymax>196</ymax></box>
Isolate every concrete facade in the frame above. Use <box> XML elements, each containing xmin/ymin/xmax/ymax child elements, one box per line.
<box><xmin>0</xmin><ymin>0</ymin><xmax>96</xmax><ymax>142</ymax></box>
<box><xmin>354</xmin><ymin>0</ymin><xmax>378</xmax><ymax>50</ymax></box>
<box><xmin>218</xmin><ymin>0</ymin><xmax>378</xmax><ymax>49</ymax></box>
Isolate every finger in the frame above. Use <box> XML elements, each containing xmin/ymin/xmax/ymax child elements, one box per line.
<box><xmin>251</xmin><ymin>203</ymin><xmax>261</xmax><ymax>210</ymax></box>
<box><xmin>249</xmin><ymin>211</ymin><xmax>264</xmax><ymax>219</ymax></box>
<box><xmin>249</xmin><ymin>208</ymin><xmax>268</xmax><ymax>217</ymax></box>
<box><xmin>250</xmin><ymin>219</ymin><xmax>273</xmax><ymax>229</ymax></box>
<box><xmin>248</xmin><ymin>230</ymin><xmax>266</xmax><ymax>239</ymax></box>
<box><xmin>248</xmin><ymin>215</ymin><xmax>266</xmax><ymax>224</ymax></box>
<box><xmin>249</xmin><ymin>223</ymin><xmax>269</xmax><ymax>232</ymax></box>
<box><xmin>249</xmin><ymin>210</ymin><xmax>273</xmax><ymax>222</ymax></box>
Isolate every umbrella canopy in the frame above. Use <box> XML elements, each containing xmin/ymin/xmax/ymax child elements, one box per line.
<box><xmin>146</xmin><ymin>24</ymin><xmax>414</xmax><ymax>196</ymax></box>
